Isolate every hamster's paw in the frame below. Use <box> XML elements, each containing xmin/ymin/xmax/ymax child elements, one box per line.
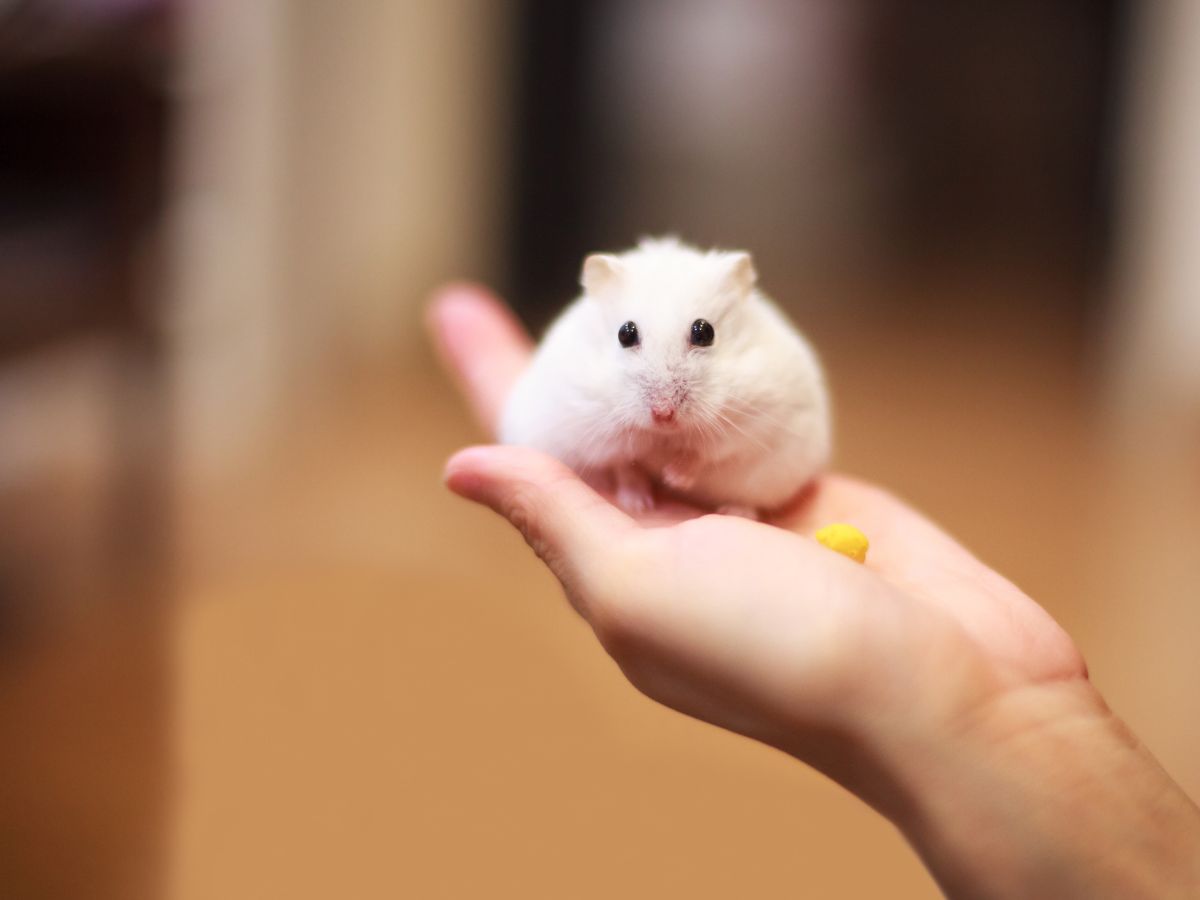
<box><xmin>718</xmin><ymin>504</ymin><xmax>760</xmax><ymax>521</ymax></box>
<box><xmin>661</xmin><ymin>459</ymin><xmax>698</xmax><ymax>492</ymax></box>
<box><xmin>615</xmin><ymin>465</ymin><xmax>655</xmax><ymax>514</ymax></box>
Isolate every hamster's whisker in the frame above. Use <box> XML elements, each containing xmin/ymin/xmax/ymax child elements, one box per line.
<box><xmin>700</xmin><ymin>414</ymin><xmax>725</xmax><ymax>449</ymax></box>
<box><xmin>689</xmin><ymin>401</ymin><xmax>746</xmax><ymax>455</ymax></box>
<box><xmin>701</xmin><ymin>410</ymin><xmax>734</xmax><ymax>448</ymax></box>
<box><xmin>690</xmin><ymin>408</ymin><xmax>724</xmax><ymax>450</ymax></box>
<box><xmin>693</xmin><ymin>398</ymin><xmax>737</xmax><ymax>447</ymax></box>
<box><xmin>700</xmin><ymin>401</ymin><xmax>771</xmax><ymax>453</ymax></box>
<box><xmin>731</xmin><ymin>400</ymin><xmax>816</xmax><ymax>441</ymax></box>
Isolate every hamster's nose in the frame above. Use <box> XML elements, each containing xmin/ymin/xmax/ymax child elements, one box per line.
<box><xmin>651</xmin><ymin>404</ymin><xmax>676</xmax><ymax>424</ymax></box>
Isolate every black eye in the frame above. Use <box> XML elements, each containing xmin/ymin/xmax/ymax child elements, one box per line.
<box><xmin>618</xmin><ymin>320</ymin><xmax>639</xmax><ymax>348</ymax></box>
<box><xmin>691</xmin><ymin>319</ymin><xmax>715</xmax><ymax>347</ymax></box>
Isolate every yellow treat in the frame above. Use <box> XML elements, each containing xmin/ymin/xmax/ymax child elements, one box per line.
<box><xmin>815</xmin><ymin>523</ymin><xmax>869</xmax><ymax>564</ymax></box>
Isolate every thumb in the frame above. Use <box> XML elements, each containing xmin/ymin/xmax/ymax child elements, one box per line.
<box><xmin>444</xmin><ymin>445</ymin><xmax>633</xmax><ymax>603</ymax></box>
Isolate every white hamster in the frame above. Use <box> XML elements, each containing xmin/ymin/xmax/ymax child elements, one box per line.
<box><xmin>500</xmin><ymin>237</ymin><xmax>831</xmax><ymax>516</ymax></box>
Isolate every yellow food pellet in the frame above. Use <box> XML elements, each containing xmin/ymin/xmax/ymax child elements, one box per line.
<box><xmin>815</xmin><ymin>523</ymin><xmax>869</xmax><ymax>564</ymax></box>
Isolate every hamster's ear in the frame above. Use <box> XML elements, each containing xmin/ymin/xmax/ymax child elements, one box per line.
<box><xmin>724</xmin><ymin>252</ymin><xmax>757</xmax><ymax>295</ymax></box>
<box><xmin>711</xmin><ymin>252</ymin><xmax>757</xmax><ymax>315</ymax></box>
<box><xmin>581</xmin><ymin>253</ymin><xmax>624</xmax><ymax>298</ymax></box>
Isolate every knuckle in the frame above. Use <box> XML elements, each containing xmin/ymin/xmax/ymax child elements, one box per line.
<box><xmin>504</xmin><ymin>482</ymin><xmax>544</xmax><ymax>550</ymax></box>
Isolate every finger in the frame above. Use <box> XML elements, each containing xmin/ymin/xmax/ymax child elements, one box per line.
<box><xmin>774</xmin><ymin>474</ymin><xmax>967</xmax><ymax>561</ymax></box>
<box><xmin>776</xmin><ymin>473</ymin><xmax>1024</xmax><ymax>617</ymax></box>
<box><xmin>426</xmin><ymin>283</ymin><xmax>533</xmax><ymax>435</ymax></box>
<box><xmin>444</xmin><ymin>445</ymin><xmax>635</xmax><ymax>610</ymax></box>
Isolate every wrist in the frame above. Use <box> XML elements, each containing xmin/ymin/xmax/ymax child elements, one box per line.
<box><xmin>881</xmin><ymin>677</ymin><xmax>1200</xmax><ymax>899</ymax></box>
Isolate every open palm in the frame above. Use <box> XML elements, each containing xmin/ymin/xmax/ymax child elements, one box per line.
<box><xmin>429</xmin><ymin>283</ymin><xmax>1086</xmax><ymax>809</ymax></box>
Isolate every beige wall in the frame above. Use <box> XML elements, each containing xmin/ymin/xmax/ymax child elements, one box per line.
<box><xmin>170</xmin><ymin>1</ymin><xmax>512</xmax><ymax>478</ymax></box>
<box><xmin>281</xmin><ymin>1</ymin><xmax>513</xmax><ymax>364</ymax></box>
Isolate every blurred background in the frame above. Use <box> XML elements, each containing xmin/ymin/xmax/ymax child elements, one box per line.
<box><xmin>1</xmin><ymin>1</ymin><xmax>1197</xmax><ymax>897</ymax></box>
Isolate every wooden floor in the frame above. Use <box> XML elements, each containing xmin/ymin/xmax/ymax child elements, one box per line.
<box><xmin>4</xmin><ymin>284</ymin><xmax>1199</xmax><ymax>899</ymax></box>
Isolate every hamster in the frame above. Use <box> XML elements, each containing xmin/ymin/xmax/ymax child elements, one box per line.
<box><xmin>500</xmin><ymin>237</ymin><xmax>831</xmax><ymax>517</ymax></box>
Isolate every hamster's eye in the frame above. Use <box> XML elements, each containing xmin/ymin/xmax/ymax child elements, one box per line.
<box><xmin>618</xmin><ymin>320</ymin><xmax>640</xmax><ymax>348</ymax></box>
<box><xmin>690</xmin><ymin>319</ymin><xmax>715</xmax><ymax>347</ymax></box>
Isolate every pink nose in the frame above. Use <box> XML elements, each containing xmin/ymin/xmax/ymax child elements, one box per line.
<box><xmin>651</xmin><ymin>405</ymin><xmax>676</xmax><ymax>424</ymax></box>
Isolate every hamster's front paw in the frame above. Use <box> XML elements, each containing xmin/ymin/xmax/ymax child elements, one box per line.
<box><xmin>615</xmin><ymin>465</ymin><xmax>654</xmax><ymax>514</ymax></box>
<box><xmin>661</xmin><ymin>459</ymin><xmax>698</xmax><ymax>492</ymax></box>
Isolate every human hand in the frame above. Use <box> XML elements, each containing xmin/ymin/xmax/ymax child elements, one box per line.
<box><xmin>428</xmin><ymin>283</ymin><xmax>1083</xmax><ymax>768</ymax></box>
<box><xmin>429</xmin><ymin>283</ymin><xmax>1200</xmax><ymax>898</ymax></box>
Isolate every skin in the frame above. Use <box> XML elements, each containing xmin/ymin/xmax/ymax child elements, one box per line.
<box><xmin>428</xmin><ymin>283</ymin><xmax>1200</xmax><ymax>899</ymax></box>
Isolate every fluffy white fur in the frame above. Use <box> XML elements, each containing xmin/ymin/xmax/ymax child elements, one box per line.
<box><xmin>500</xmin><ymin>237</ymin><xmax>831</xmax><ymax>515</ymax></box>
